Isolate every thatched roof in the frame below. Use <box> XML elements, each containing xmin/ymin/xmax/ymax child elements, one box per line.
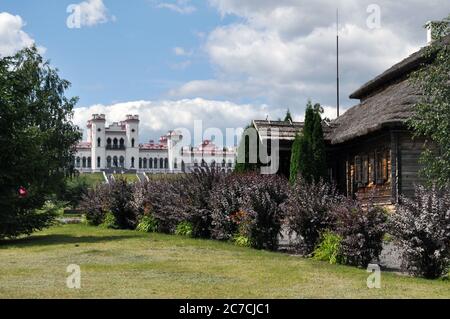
<box><xmin>327</xmin><ymin>34</ymin><xmax>450</xmax><ymax>145</ymax></box>
<box><xmin>253</xmin><ymin>120</ymin><xmax>304</xmax><ymax>141</ymax></box>
<box><xmin>326</xmin><ymin>79</ymin><xmax>420</xmax><ymax>144</ymax></box>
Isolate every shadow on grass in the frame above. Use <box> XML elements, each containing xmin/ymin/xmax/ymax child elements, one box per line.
<box><xmin>0</xmin><ymin>234</ymin><xmax>138</xmax><ymax>248</ymax></box>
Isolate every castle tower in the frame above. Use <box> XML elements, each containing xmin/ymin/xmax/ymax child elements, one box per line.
<box><xmin>167</xmin><ymin>130</ymin><xmax>183</xmax><ymax>171</ymax></box>
<box><xmin>124</xmin><ymin>114</ymin><xmax>139</xmax><ymax>170</ymax></box>
<box><xmin>89</xmin><ymin>114</ymin><xmax>106</xmax><ymax>171</ymax></box>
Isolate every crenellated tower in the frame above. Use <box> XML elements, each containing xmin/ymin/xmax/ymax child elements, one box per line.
<box><xmin>124</xmin><ymin>114</ymin><xmax>140</xmax><ymax>170</ymax></box>
<box><xmin>88</xmin><ymin>114</ymin><xmax>106</xmax><ymax>170</ymax></box>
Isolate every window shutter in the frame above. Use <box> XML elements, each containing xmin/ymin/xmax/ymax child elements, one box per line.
<box><xmin>382</xmin><ymin>150</ymin><xmax>389</xmax><ymax>181</ymax></box>
<box><xmin>355</xmin><ymin>155</ymin><xmax>362</xmax><ymax>184</ymax></box>
<box><xmin>376</xmin><ymin>150</ymin><xmax>383</xmax><ymax>184</ymax></box>
<box><xmin>370</xmin><ymin>153</ymin><xmax>376</xmax><ymax>183</ymax></box>
<box><xmin>362</xmin><ymin>155</ymin><xmax>369</xmax><ymax>185</ymax></box>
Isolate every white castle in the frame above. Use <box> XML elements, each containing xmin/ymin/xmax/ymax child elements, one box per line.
<box><xmin>74</xmin><ymin>114</ymin><xmax>236</xmax><ymax>173</ymax></box>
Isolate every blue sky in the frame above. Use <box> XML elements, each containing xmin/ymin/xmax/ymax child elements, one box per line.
<box><xmin>1</xmin><ymin>0</ymin><xmax>228</xmax><ymax>106</ymax></box>
<box><xmin>1</xmin><ymin>0</ymin><xmax>449</xmax><ymax>143</ymax></box>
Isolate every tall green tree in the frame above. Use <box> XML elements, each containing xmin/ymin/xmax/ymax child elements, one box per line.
<box><xmin>311</xmin><ymin>106</ymin><xmax>327</xmax><ymax>180</ymax></box>
<box><xmin>409</xmin><ymin>15</ymin><xmax>450</xmax><ymax>186</ymax></box>
<box><xmin>0</xmin><ymin>47</ymin><xmax>82</xmax><ymax>239</ymax></box>
<box><xmin>289</xmin><ymin>133</ymin><xmax>302</xmax><ymax>184</ymax></box>
<box><xmin>284</xmin><ymin>109</ymin><xmax>293</xmax><ymax>122</ymax></box>
<box><xmin>290</xmin><ymin>101</ymin><xmax>327</xmax><ymax>183</ymax></box>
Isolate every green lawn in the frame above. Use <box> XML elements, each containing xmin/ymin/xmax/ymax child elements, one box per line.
<box><xmin>0</xmin><ymin>224</ymin><xmax>449</xmax><ymax>299</ymax></box>
<box><xmin>74</xmin><ymin>173</ymin><xmax>106</xmax><ymax>187</ymax></box>
<box><xmin>113</xmin><ymin>173</ymin><xmax>139</xmax><ymax>183</ymax></box>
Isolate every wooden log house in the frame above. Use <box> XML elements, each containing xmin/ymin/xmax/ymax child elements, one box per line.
<box><xmin>252</xmin><ymin>34</ymin><xmax>449</xmax><ymax>207</ymax></box>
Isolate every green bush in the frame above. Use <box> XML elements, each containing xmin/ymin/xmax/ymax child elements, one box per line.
<box><xmin>136</xmin><ymin>215</ymin><xmax>158</xmax><ymax>233</ymax></box>
<box><xmin>100</xmin><ymin>212</ymin><xmax>118</xmax><ymax>229</ymax></box>
<box><xmin>233</xmin><ymin>234</ymin><xmax>251</xmax><ymax>247</ymax></box>
<box><xmin>59</xmin><ymin>176</ymin><xmax>89</xmax><ymax>209</ymax></box>
<box><xmin>175</xmin><ymin>221</ymin><xmax>193</xmax><ymax>237</ymax></box>
<box><xmin>313</xmin><ymin>231</ymin><xmax>343</xmax><ymax>264</ymax></box>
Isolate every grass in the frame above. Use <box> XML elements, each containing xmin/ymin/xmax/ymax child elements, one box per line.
<box><xmin>113</xmin><ymin>173</ymin><xmax>139</xmax><ymax>183</ymax></box>
<box><xmin>0</xmin><ymin>224</ymin><xmax>449</xmax><ymax>299</ymax></box>
<box><xmin>74</xmin><ymin>173</ymin><xmax>105</xmax><ymax>187</ymax></box>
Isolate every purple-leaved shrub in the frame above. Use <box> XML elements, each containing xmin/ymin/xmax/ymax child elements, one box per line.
<box><xmin>242</xmin><ymin>174</ymin><xmax>289</xmax><ymax>250</ymax></box>
<box><xmin>332</xmin><ymin>199</ymin><xmax>388</xmax><ymax>267</ymax></box>
<box><xmin>210</xmin><ymin>174</ymin><xmax>249</xmax><ymax>241</ymax></box>
<box><xmin>108</xmin><ymin>178</ymin><xmax>137</xmax><ymax>230</ymax></box>
<box><xmin>80</xmin><ymin>183</ymin><xmax>110</xmax><ymax>226</ymax></box>
<box><xmin>143</xmin><ymin>177</ymin><xmax>187</xmax><ymax>234</ymax></box>
<box><xmin>390</xmin><ymin>184</ymin><xmax>450</xmax><ymax>279</ymax></box>
<box><xmin>284</xmin><ymin>177</ymin><xmax>341</xmax><ymax>255</ymax></box>
<box><xmin>181</xmin><ymin>167</ymin><xmax>224</xmax><ymax>238</ymax></box>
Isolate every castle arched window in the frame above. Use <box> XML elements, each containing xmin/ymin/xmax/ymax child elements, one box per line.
<box><xmin>76</xmin><ymin>157</ymin><xmax>81</xmax><ymax>168</ymax></box>
<box><xmin>222</xmin><ymin>159</ymin><xmax>226</xmax><ymax>167</ymax></box>
<box><xmin>139</xmin><ymin>158</ymin><xmax>142</xmax><ymax>169</ymax></box>
<box><xmin>160</xmin><ymin>158</ymin><xmax>164</xmax><ymax>169</ymax></box>
<box><xmin>164</xmin><ymin>158</ymin><xmax>169</xmax><ymax>169</ymax></box>
<box><xmin>181</xmin><ymin>160</ymin><xmax>185</xmax><ymax>172</ymax></box>
<box><xmin>143</xmin><ymin>158</ymin><xmax>147</xmax><ymax>169</ymax></box>
<box><xmin>113</xmin><ymin>156</ymin><xmax>118</xmax><ymax>167</ymax></box>
<box><xmin>228</xmin><ymin>160</ymin><xmax>232</xmax><ymax>168</ymax></box>
<box><xmin>97</xmin><ymin>138</ymin><xmax>101</xmax><ymax>147</ymax></box>
<box><xmin>107</xmin><ymin>156</ymin><xmax>112</xmax><ymax>168</ymax></box>
<box><xmin>97</xmin><ymin>157</ymin><xmax>101</xmax><ymax>168</ymax></box>
<box><xmin>149</xmin><ymin>158</ymin><xmax>153</xmax><ymax>169</ymax></box>
<box><xmin>174</xmin><ymin>158</ymin><xmax>178</xmax><ymax>169</ymax></box>
<box><xmin>87</xmin><ymin>157</ymin><xmax>92</xmax><ymax>168</ymax></box>
<box><xmin>131</xmin><ymin>138</ymin><xmax>135</xmax><ymax>148</ymax></box>
<box><xmin>113</xmin><ymin>138</ymin><xmax>118</xmax><ymax>149</ymax></box>
<box><xmin>107</xmin><ymin>138</ymin><xmax>112</xmax><ymax>147</ymax></box>
<box><xmin>120</xmin><ymin>138</ymin><xmax>125</xmax><ymax>147</ymax></box>
<box><xmin>119</xmin><ymin>156</ymin><xmax>125</xmax><ymax>168</ymax></box>
<box><xmin>131</xmin><ymin>157</ymin><xmax>135</xmax><ymax>168</ymax></box>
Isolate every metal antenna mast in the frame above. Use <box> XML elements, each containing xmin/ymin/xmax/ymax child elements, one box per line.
<box><xmin>336</xmin><ymin>8</ymin><xmax>340</xmax><ymax>118</ymax></box>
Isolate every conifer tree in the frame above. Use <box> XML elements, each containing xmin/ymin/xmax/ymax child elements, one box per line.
<box><xmin>290</xmin><ymin>101</ymin><xmax>327</xmax><ymax>183</ymax></box>
<box><xmin>284</xmin><ymin>109</ymin><xmax>293</xmax><ymax>122</ymax></box>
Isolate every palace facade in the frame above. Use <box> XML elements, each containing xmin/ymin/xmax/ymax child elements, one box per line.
<box><xmin>74</xmin><ymin>114</ymin><xmax>236</xmax><ymax>173</ymax></box>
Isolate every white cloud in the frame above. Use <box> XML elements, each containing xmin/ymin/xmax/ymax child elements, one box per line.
<box><xmin>70</xmin><ymin>0</ymin><xmax>112</xmax><ymax>27</ymax></box>
<box><xmin>173</xmin><ymin>46</ymin><xmax>192</xmax><ymax>56</ymax></box>
<box><xmin>157</xmin><ymin>0</ymin><xmax>196</xmax><ymax>15</ymax></box>
<box><xmin>167</xmin><ymin>0</ymin><xmax>449</xmax><ymax>117</ymax></box>
<box><xmin>0</xmin><ymin>12</ymin><xmax>44</xmax><ymax>57</ymax></box>
<box><xmin>74</xmin><ymin>98</ymin><xmax>285</xmax><ymax>143</ymax></box>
